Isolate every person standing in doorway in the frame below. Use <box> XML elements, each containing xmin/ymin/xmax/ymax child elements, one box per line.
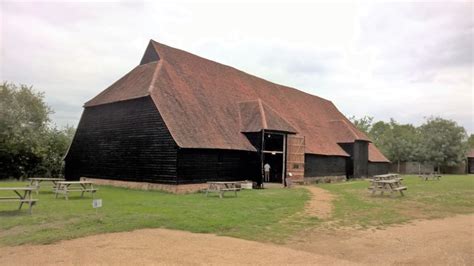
<box><xmin>264</xmin><ymin>163</ymin><xmax>271</xmax><ymax>182</ymax></box>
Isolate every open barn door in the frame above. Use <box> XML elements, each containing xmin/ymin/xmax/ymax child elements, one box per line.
<box><xmin>286</xmin><ymin>135</ymin><xmax>305</xmax><ymax>182</ymax></box>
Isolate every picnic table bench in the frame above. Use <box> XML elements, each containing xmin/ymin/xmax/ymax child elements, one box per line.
<box><xmin>0</xmin><ymin>187</ymin><xmax>37</xmax><ymax>214</ymax></box>
<box><xmin>206</xmin><ymin>181</ymin><xmax>241</xmax><ymax>198</ymax></box>
<box><xmin>418</xmin><ymin>173</ymin><xmax>441</xmax><ymax>181</ymax></box>
<box><xmin>29</xmin><ymin>177</ymin><xmax>65</xmax><ymax>195</ymax></box>
<box><xmin>368</xmin><ymin>179</ymin><xmax>407</xmax><ymax>196</ymax></box>
<box><xmin>54</xmin><ymin>181</ymin><xmax>97</xmax><ymax>200</ymax></box>
<box><xmin>373</xmin><ymin>173</ymin><xmax>402</xmax><ymax>180</ymax></box>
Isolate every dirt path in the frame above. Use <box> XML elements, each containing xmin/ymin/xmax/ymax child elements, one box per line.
<box><xmin>300</xmin><ymin>185</ymin><xmax>335</xmax><ymax>219</ymax></box>
<box><xmin>0</xmin><ymin>229</ymin><xmax>354</xmax><ymax>265</ymax></box>
<box><xmin>0</xmin><ymin>215</ymin><xmax>472</xmax><ymax>265</ymax></box>
<box><xmin>287</xmin><ymin>214</ymin><xmax>474</xmax><ymax>265</ymax></box>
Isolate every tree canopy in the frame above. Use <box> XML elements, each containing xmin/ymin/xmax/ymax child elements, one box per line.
<box><xmin>350</xmin><ymin>115</ymin><xmax>468</xmax><ymax>171</ymax></box>
<box><xmin>0</xmin><ymin>82</ymin><xmax>75</xmax><ymax>179</ymax></box>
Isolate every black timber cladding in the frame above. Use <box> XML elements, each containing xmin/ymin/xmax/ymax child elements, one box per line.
<box><xmin>177</xmin><ymin>149</ymin><xmax>260</xmax><ymax>184</ymax></box>
<box><xmin>304</xmin><ymin>154</ymin><xmax>346</xmax><ymax>177</ymax></box>
<box><xmin>65</xmin><ymin>96</ymin><xmax>178</xmax><ymax>183</ymax></box>
<box><xmin>368</xmin><ymin>162</ymin><xmax>390</xmax><ymax>176</ymax></box>
<box><xmin>338</xmin><ymin>141</ymin><xmax>369</xmax><ymax>178</ymax></box>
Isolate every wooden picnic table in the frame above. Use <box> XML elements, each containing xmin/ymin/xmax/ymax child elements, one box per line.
<box><xmin>54</xmin><ymin>181</ymin><xmax>97</xmax><ymax>200</ymax></box>
<box><xmin>0</xmin><ymin>187</ymin><xmax>37</xmax><ymax>214</ymax></box>
<box><xmin>373</xmin><ymin>173</ymin><xmax>401</xmax><ymax>180</ymax></box>
<box><xmin>29</xmin><ymin>177</ymin><xmax>65</xmax><ymax>195</ymax></box>
<box><xmin>206</xmin><ymin>181</ymin><xmax>241</xmax><ymax>198</ymax></box>
<box><xmin>368</xmin><ymin>178</ymin><xmax>407</xmax><ymax>196</ymax></box>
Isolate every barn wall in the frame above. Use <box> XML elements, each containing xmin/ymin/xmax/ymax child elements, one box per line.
<box><xmin>338</xmin><ymin>141</ymin><xmax>369</xmax><ymax>178</ymax></box>
<box><xmin>65</xmin><ymin>96</ymin><xmax>178</xmax><ymax>183</ymax></box>
<box><xmin>469</xmin><ymin>158</ymin><xmax>474</xmax><ymax>174</ymax></box>
<box><xmin>368</xmin><ymin>162</ymin><xmax>390</xmax><ymax>176</ymax></box>
<box><xmin>353</xmin><ymin>141</ymin><xmax>369</xmax><ymax>178</ymax></box>
<box><xmin>177</xmin><ymin>149</ymin><xmax>260</xmax><ymax>184</ymax></box>
<box><xmin>304</xmin><ymin>154</ymin><xmax>347</xmax><ymax>177</ymax></box>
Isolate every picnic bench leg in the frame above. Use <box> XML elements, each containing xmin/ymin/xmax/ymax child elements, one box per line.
<box><xmin>235</xmin><ymin>190</ymin><xmax>237</xmax><ymax>197</ymax></box>
<box><xmin>219</xmin><ymin>191</ymin><xmax>223</xmax><ymax>199</ymax></box>
<box><xmin>28</xmin><ymin>201</ymin><xmax>34</xmax><ymax>214</ymax></box>
<box><xmin>206</xmin><ymin>189</ymin><xmax>209</xmax><ymax>197</ymax></box>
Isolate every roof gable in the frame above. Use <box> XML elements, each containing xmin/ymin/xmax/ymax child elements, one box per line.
<box><xmin>239</xmin><ymin>99</ymin><xmax>297</xmax><ymax>133</ymax></box>
<box><xmin>140</xmin><ymin>41</ymin><xmax>161</xmax><ymax>65</ymax></box>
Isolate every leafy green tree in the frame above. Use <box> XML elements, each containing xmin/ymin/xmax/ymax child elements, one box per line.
<box><xmin>418</xmin><ymin>117</ymin><xmax>468</xmax><ymax>172</ymax></box>
<box><xmin>0</xmin><ymin>82</ymin><xmax>52</xmax><ymax>178</ymax></box>
<box><xmin>349</xmin><ymin>115</ymin><xmax>374</xmax><ymax>135</ymax></box>
<box><xmin>468</xmin><ymin>134</ymin><xmax>474</xmax><ymax>150</ymax></box>
<box><xmin>0</xmin><ymin>82</ymin><xmax>74</xmax><ymax>179</ymax></box>
<box><xmin>38</xmin><ymin>126</ymin><xmax>76</xmax><ymax>177</ymax></box>
<box><xmin>368</xmin><ymin>120</ymin><xmax>392</xmax><ymax>158</ymax></box>
<box><xmin>388</xmin><ymin>120</ymin><xmax>420</xmax><ymax>171</ymax></box>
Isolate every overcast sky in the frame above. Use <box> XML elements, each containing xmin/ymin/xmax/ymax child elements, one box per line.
<box><xmin>1</xmin><ymin>1</ymin><xmax>473</xmax><ymax>133</ymax></box>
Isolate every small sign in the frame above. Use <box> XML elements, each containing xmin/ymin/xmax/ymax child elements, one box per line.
<box><xmin>92</xmin><ymin>199</ymin><xmax>102</xmax><ymax>208</ymax></box>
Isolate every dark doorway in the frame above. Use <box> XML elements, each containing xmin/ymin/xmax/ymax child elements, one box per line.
<box><xmin>263</xmin><ymin>153</ymin><xmax>283</xmax><ymax>183</ymax></box>
<box><xmin>262</xmin><ymin>131</ymin><xmax>286</xmax><ymax>184</ymax></box>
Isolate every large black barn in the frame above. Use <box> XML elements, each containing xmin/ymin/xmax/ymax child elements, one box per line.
<box><xmin>65</xmin><ymin>40</ymin><xmax>389</xmax><ymax>186</ymax></box>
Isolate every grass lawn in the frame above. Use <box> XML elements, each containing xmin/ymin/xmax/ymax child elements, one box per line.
<box><xmin>1</xmin><ymin>175</ymin><xmax>473</xmax><ymax>246</ymax></box>
<box><xmin>0</xmin><ymin>182</ymin><xmax>312</xmax><ymax>246</ymax></box>
<box><xmin>318</xmin><ymin>175</ymin><xmax>474</xmax><ymax>229</ymax></box>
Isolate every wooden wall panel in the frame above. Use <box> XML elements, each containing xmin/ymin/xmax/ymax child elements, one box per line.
<box><xmin>177</xmin><ymin>149</ymin><xmax>260</xmax><ymax>184</ymax></box>
<box><xmin>65</xmin><ymin>96</ymin><xmax>178</xmax><ymax>183</ymax></box>
<box><xmin>286</xmin><ymin>135</ymin><xmax>305</xmax><ymax>180</ymax></box>
<box><xmin>304</xmin><ymin>154</ymin><xmax>346</xmax><ymax>177</ymax></box>
<box><xmin>353</xmin><ymin>140</ymin><xmax>369</xmax><ymax>178</ymax></box>
<box><xmin>368</xmin><ymin>162</ymin><xmax>390</xmax><ymax>176</ymax></box>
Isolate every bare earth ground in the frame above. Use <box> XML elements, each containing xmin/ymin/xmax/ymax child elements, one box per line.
<box><xmin>0</xmin><ymin>228</ymin><xmax>354</xmax><ymax>265</ymax></box>
<box><xmin>287</xmin><ymin>214</ymin><xmax>474</xmax><ymax>265</ymax></box>
<box><xmin>300</xmin><ymin>185</ymin><xmax>335</xmax><ymax>219</ymax></box>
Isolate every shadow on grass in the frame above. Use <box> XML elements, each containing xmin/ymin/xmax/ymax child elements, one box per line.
<box><xmin>0</xmin><ymin>209</ymin><xmax>30</xmax><ymax>217</ymax></box>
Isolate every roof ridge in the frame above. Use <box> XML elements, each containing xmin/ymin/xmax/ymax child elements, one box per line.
<box><xmin>148</xmin><ymin>59</ymin><xmax>162</xmax><ymax>93</ymax></box>
<box><xmin>150</xmin><ymin>40</ymin><xmax>331</xmax><ymax>104</ymax></box>
<box><xmin>257</xmin><ymin>99</ymin><xmax>268</xmax><ymax>129</ymax></box>
<box><xmin>260</xmin><ymin>100</ymin><xmax>296</xmax><ymax>131</ymax></box>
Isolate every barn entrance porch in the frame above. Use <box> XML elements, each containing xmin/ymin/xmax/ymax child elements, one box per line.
<box><xmin>262</xmin><ymin>131</ymin><xmax>286</xmax><ymax>185</ymax></box>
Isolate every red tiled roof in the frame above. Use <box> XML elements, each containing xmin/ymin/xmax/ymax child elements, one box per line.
<box><xmin>467</xmin><ymin>149</ymin><xmax>474</xmax><ymax>158</ymax></box>
<box><xmin>85</xmin><ymin>40</ymin><xmax>389</xmax><ymax>161</ymax></box>
<box><xmin>368</xmin><ymin>143</ymin><xmax>390</xmax><ymax>162</ymax></box>
<box><xmin>239</xmin><ymin>99</ymin><xmax>297</xmax><ymax>133</ymax></box>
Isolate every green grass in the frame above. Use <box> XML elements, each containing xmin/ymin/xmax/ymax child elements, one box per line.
<box><xmin>0</xmin><ymin>183</ymin><xmax>311</xmax><ymax>246</ymax></box>
<box><xmin>1</xmin><ymin>175</ymin><xmax>473</xmax><ymax>246</ymax></box>
<box><xmin>318</xmin><ymin>175</ymin><xmax>474</xmax><ymax>229</ymax></box>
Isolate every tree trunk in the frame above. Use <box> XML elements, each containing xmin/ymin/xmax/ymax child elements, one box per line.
<box><xmin>397</xmin><ymin>160</ymin><xmax>400</xmax><ymax>173</ymax></box>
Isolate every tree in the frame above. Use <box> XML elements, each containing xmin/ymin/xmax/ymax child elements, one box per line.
<box><xmin>349</xmin><ymin>116</ymin><xmax>374</xmax><ymax>135</ymax></box>
<box><xmin>368</xmin><ymin>120</ymin><xmax>392</xmax><ymax>158</ymax></box>
<box><xmin>418</xmin><ymin>117</ymin><xmax>468</xmax><ymax>172</ymax></box>
<box><xmin>388</xmin><ymin>120</ymin><xmax>420</xmax><ymax>171</ymax></box>
<box><xmin>0</xmin><ymin>82</ymin><xmax>74</xmax><ymax>179</ymax></box>
<box><xmin>39</xmin><ymin>126</ymin><xmax>76</xmax><ymax>177</ymax></box>
<box><xmin>468</xmin><ymin>134</ymin><xmax>474</xmax><ymax>150</ymax></box>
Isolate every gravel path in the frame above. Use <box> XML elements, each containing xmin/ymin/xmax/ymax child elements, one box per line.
<box><xmin>287</xmin><ymin>214</ymin><xmax>474</xmax><ymax>265</ymax></box>
<box><xmin>0</xmin><ymin>228</ymin><xmax>354</xmax><ymax>265</ymax></box>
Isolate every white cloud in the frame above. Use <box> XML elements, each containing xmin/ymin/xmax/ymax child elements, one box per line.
<box><xmin>0</xmin><ymin>1</ymin><xmax>472</xmax><ymax>133</ymax></box>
